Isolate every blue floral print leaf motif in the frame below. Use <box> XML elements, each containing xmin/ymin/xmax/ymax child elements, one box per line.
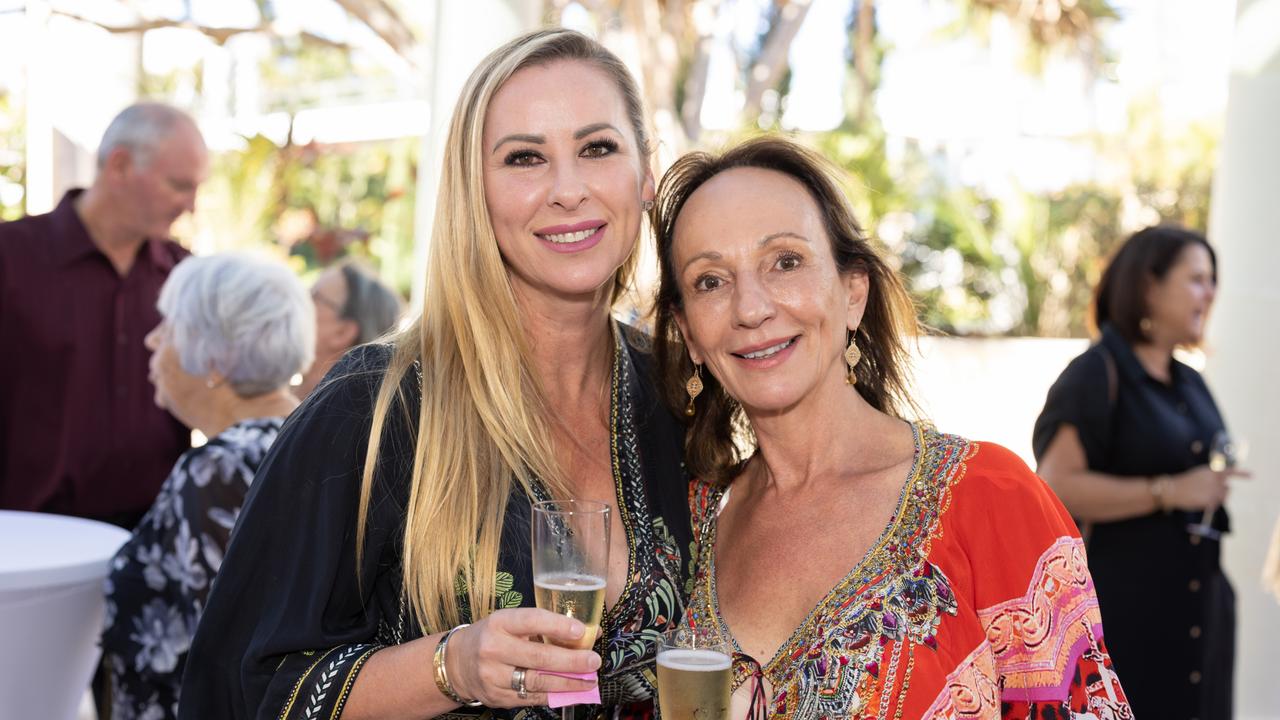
<box><xmin>208</xmin><ymin>506</ymin><xmax>237</xmax><ymax>531</ymax></box>
<box><xmin>200</xmin><ymin>532</ymin><xmax>225</xmax><ymax>573</ymax></box>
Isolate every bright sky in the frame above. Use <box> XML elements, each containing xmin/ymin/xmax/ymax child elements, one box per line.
<box><xmin>0</xmin><ymin>0</ymin><xmax>1241</xmax><ymax>170</ymax></box>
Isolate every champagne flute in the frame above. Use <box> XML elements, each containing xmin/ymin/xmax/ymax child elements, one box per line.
<box><xmin>656</xmin><ymin>625</ymin><xmax>734</xmax><ymax>720</ymax></box>
<box><xmin>1189</xmin><ymin>431</ymin><xmax>1248</xmax><ymax>539</ymax></box>
<box><xmin>531</xmin><ymin>499</ymin><xmax>611</xmax><ymax>719</ymax></box>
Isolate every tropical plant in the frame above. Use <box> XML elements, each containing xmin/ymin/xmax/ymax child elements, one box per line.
<box><xmin>0</xmin><ymin>91</ymin><xmax>25</xmax><ymax>222</ymax></box>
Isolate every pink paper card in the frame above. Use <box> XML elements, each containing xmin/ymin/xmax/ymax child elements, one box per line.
<box><xmin>542</xmin><ymin>671</ymin><xmax>600</xmax><ymax>708</ymax></box>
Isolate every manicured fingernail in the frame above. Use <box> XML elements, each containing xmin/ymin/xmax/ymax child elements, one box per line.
<box><xmin>588</xmin><ymin>652</ymin><xmax>602</xmax><ymax>670</ymax></box>
<box><xmin>569</xmin><ymin>621</ymin><xmax>585</xmax><ymax>637</ymax></box>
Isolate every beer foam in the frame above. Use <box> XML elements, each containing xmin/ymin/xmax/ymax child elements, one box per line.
<box><xmin>657</xmin><ymin>648</ymin><xmax>732</xmax><ymax>672</ymax></box>
<box><xmin>534</xmin><ymin>573</ymin><xmax>607</xmax><ymax>591</ymax></box>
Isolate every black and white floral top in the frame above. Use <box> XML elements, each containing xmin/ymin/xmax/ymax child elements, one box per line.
<box><xmin>102</xmin><ymin>417</ymin><xmax>284</xmax><ymax>720</ymax></box>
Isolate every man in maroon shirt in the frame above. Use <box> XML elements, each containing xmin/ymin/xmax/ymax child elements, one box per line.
<box><xmin>0</xmin><ymin>102</ymin><xmax>208</xmax><ymax>528</ymax></box>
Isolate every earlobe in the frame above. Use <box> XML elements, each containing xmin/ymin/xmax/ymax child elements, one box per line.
<box><xmin>106</xmin><ymin>147</ymin><xmax>132</xmax><ymax>178</ymax></box>
<box><xmin>641</xmin><ymin>169</ymin><xmax>656</xmax><ymax>204</ymax></box>
<box><xmin>844</xmin><ymin>271</ymin><xmax>870</xmax><ymax>331</ymax></box>
<box><xmin>673</xmin><ymin>311</ymin><xmax>703</xmax><ymax>365</ymax></box>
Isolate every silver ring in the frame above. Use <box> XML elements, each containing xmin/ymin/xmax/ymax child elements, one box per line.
<box><xmin>511</xmin><ymin>667</ymin><xmax>528</xmax><ymax>699</ymax></box>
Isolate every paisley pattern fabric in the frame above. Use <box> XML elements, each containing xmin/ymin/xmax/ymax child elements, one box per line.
<box><xmin>685</xmin><ymin>425</ymin><xmax>1132</xmax><ymax>719</ymax></box>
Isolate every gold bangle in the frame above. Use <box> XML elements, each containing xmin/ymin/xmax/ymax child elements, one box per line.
<box><xmin>433</xmin><ymin>624</ymin><xmax>482</xmax><ymax>707</ymax></box>
<box><xmin>1150</xmin><ymin>475</ymin><xmax>1172</xmax><ymax>513</ymax></box>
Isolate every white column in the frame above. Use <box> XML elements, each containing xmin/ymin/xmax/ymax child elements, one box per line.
<box><xmin>410</xmin><ymin>0</ymin><xmax>540</xmax><ymax>311</ymax></box>
<box><xmin>23</xmin><ymin>0</ymin><xmax>53</xmax><ymax>214</ymax></box>
<box><xmin>1204</xmin><ymin>0</ymin><xmax>1280</xmax><ymax>717</ymax></box>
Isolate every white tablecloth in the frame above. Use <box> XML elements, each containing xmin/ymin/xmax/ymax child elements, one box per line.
<box><xmin>0</xmin><ymin>510</ymin><xmax>131</xmax><ymax>720</ymax></box>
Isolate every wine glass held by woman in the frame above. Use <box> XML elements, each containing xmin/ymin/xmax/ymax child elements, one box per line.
<box><xmin>651</xmin><ymin>137</ymin><xmax>1131</xmax><ymax>719</ymax></box>
<box><xmin>1034</xmin><ymin>226</ymin><xmax>1249</xmax><ymax>720</ymax></box>
<box><xmin>178</xmin><ymin>29</ymin><xmax>694</xmax><ymax>720</ymax></box>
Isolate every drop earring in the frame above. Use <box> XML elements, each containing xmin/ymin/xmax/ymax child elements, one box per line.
<box><xmin>684</xmin><ymin>364</ymin><xmax>703</xmax><ymax>416</ymax></box>
<box><xmin>844</xmin><ymin>336</ymin><xmax>861</xmax><ymax>385</ymax></box>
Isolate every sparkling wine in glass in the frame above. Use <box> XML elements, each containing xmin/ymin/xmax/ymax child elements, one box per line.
<box><xmin>531</xmin><ymin>499</ymin><xmax>611</xmax><ymax>718</ymax></box>
<box><xmin>1190</xmin><ymin>431</ymin><xmax>1248</xmax><ymax>539</ymax></box>
<box><xmin>656</xmin><ymin>625</ymin><xmax>733</xmax><ymax>720</ymax></box>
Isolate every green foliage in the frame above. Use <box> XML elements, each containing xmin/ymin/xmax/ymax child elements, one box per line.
<box><xmin>738</xmin><ymin>0</ymin><xmax>1211</xmax><ymax>338</ymax></box>
<box><xmin>1008</xmin><ymin>185</ymin><xmax>1124</xmax><ymax>336</ymax></box>
<box><xmin>0</xmin><ymin>91</ymin><xmax>25</xmax><ymax>221</ymax></box>
<box><xmin>1125</xmin><ymin>94</ymin><xmax>1217</xmax><ymax>232</ymax></box>
<box><xmin>810</xmin><ymin>111</ymin><xmax>1203</xmax><ymax>338</ymax></box>
<box><xmin>198</xmin><ymin>134</ymin><xmax>419</xmax><ymax>296</ymax></box>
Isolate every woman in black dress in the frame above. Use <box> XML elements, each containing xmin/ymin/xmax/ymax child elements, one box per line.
<box><xmin>1034</xmin><ymin>225</ymin><xmax>1247</xmax><ymax>720</ymax></box>
<box><xmin>179</xmin><ymin>30</ymin><xmax>692</xmax><ymax>719</ymax></box>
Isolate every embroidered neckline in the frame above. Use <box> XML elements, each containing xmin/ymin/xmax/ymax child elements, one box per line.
<box><xmin>706</xmin><ymin>421</ymin><xmax>926</xmax><ymax>678</ymax></box>
<box><xmin>528</xmin><ymin>322</ymin><xmax>656</xmax><ymax>655</ymax></box>
<box><xmin>602</xmin><ymin>322</ymin><xmax>645</xmax><ymax>629</ymax></box>
<box><xmin>687</xmin><ymin>423</ymin><xmax>971</xmax><ymax>717</ymax></box>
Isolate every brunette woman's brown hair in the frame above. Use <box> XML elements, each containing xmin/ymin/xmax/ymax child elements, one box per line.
<box><xmin>1094</xmin><ymin>225</ymin><xmax>1216</xmax><ymax>343</ymax></box>
<box><xmin>652</xmin><ymin>136</ymin><xmax>920</xmax><ymax>483</ymax></box>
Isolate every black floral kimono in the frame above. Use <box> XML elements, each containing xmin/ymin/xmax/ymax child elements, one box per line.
<box><xmin>179</xmin><ymin>326</ymin><xmax>693</xmax><ymax>720</ymax></box>
<box><xmin>103</xmin><ymin>417</ymin><xmax>284</xmax><ymax>720</ymax></box>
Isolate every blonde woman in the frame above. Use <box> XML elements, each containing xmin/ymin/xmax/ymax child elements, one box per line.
<box><xmin>180</xmin><ymin>30</ymin><xmax>692</xmax><ymax>719</ymax></box>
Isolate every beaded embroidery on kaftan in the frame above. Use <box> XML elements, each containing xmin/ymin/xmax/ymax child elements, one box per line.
<box><xmin>686</xmin><ymin>424</ymin><xmax>970</xmax><ymax>719</ymax></box>
<box><xmin>437</xmin><ymin>327</ymin><xmax>685</xmax><ymax>720</ymax></box>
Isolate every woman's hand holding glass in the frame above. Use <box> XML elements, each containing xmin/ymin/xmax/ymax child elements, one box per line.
<box><xmin>1169</xmin><ymin>465</ymin><xmax>1233</xmax><ymax>510</ymax></box>
<box><xmin>444</xmin><ymin>609</ymin><xmax>602</xmax><ymax>708</ymax></box>
<box><xmin>1187</xmin><ymin>433</ymin><xmax>1251</xmax><ymax>539</ymax></box>
<box><xmin>531</xmin><ymin>499</ymin><xmax>612</xmax><ymax>717</ymax></box>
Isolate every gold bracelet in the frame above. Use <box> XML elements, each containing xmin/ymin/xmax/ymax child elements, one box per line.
<box><xmin>1149</xmin><ymin>475</ymin><xmax>1172</xmax><ymax>513</ymax></box>
<box><xmin>433</xmin><ymin>624</ymin><xmax>482</xmax><ymax>707</ymax></box>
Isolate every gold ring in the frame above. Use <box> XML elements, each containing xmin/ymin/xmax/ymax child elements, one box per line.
<box><xmin>511</xmin><ymin>667</ymin><xmax>528</xmax><ymax>699</ymax></box>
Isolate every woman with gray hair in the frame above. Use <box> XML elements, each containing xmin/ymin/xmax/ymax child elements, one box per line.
<box><xmin>298</xmin><ymin>258</ymin><xmax>403</xmax><ymax>398</ymax></box>
<box><xmin>101</xmin><ymin>252</ymin><xmax>314</xmax><ymax>720</ymax></box>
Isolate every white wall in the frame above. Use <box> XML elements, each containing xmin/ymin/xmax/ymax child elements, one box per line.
<box><xmin>410</xmin><ymin>0</ymin><xmax>542</xmax><ymax>311</ymax></box>
<box><xmin>915</xmin><ymin>336</ymin><xmax>1280</xmax><ymax>718</ymax></box>
<box><xmin>1205</xmin><ymin>0</ymin><xmax>1280</xmax><ymax>716</ymax></box>
<box><xmin>910</xmin><ymin>336</ymin><xmax>1086</xmax><ymax>466</ymax></box>
<box><xmin>23</xmin><ymin>3</ymin><xmax>140</xmax><ymax>213</ymax></box>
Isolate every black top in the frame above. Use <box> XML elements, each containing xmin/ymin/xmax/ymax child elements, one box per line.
<box><xmin>179</xmin><ymin>327</ymin><xmax>693</xmax><ymax>720</ymax></box>
<box><xmin>1032</xmin><ymin>324</ymin><xmax>1232</xmax><ymax>720</ymax></box>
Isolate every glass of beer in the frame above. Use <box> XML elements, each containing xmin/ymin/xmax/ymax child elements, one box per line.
<box><xmin>657</xmin><ymin>625</ymin><xmax>733</xmax><ymax>720</ymax></box>
<box><xmin>531</xmin><ymin>499</ymin><xmax>611</xmax><ymax>719</ymax></box>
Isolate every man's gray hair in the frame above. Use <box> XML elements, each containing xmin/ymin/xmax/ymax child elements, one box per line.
<box><xmin>337</xmin><ymin>259</ymin><xmax>404</xmax><ymax>344</ymax></box>
<box><xmin>158</xmin><ymin>253</ymin><xmax>315</xmax><ymax>397</ymax></box>
<box><xmin>97</xmin><ymin>103</ymin><xmax>200</xmax><ymax>170</ymax></box>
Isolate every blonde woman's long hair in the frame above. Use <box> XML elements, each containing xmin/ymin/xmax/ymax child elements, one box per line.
<box><xmin>356</xmin><ymin>29</ymin><xmax>652</xmax><ymax>634</ymax></box>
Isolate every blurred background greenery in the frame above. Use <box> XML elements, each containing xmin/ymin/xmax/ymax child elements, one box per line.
<box><xmin>0</xmin><ymin>0</ymin><xmax>1227</xmax><ymax>337</ymax></box>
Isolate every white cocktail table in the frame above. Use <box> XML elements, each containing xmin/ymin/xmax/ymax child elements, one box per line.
<box><xmin>0</xmin><ymin>510</ymin><xmax>131</xmax><ymax>720</ymax></box>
